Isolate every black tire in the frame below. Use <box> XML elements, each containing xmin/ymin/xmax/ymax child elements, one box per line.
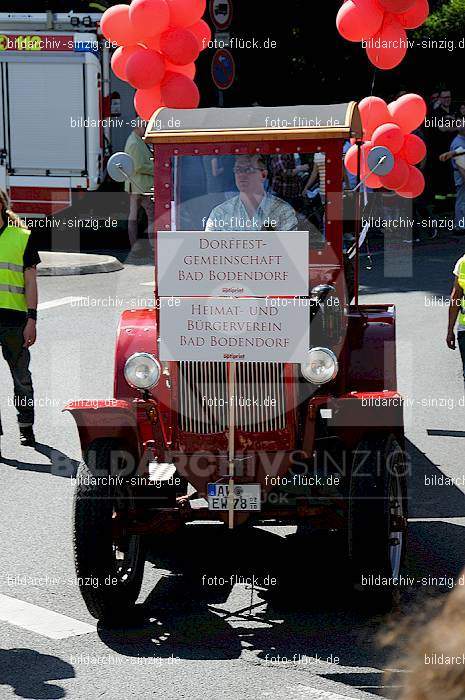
<box><xmin>73</xmin><ymin>439</ymin><xmax>145</xmax><ymax>623</ymax></box>
<box><xmin>348</xmin><ymin>434</ymin><xmax>408</xmax><ymax>607</ymax></box>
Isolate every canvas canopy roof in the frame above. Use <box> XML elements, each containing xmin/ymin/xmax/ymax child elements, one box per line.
<box><xmin>145</xmin><ymin>103</ymin><xmax>362</xmax><ymax>144</ymax></box>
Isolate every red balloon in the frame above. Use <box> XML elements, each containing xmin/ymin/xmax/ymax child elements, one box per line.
<box><xmin>161</xmin><ymin>72</ymin><xmax>200</xmax><ymax>108</ymax></box>
<box><xmin>371</xmin><ymin>122</ymin><xmax>404</xmax><ymax>153</ymax></box>
<box><xmin>129</xmin><ymin>0</ymin><xmax>170</xmax><ymax>39</ymax></box>
<box><xmin>379</xmin><ymin>156</ymin><xmax>409</xmax><ymax>189</ymax></box>
<box><xmin>345</xmin><ymin>141</ymin><xmax>384</xmax><ymax>187</ymax></box>
<box><xmin>111</xmin><ymin>45</ymin><xmax>142</xmax><ymax>80</ymax></box>
<box><xmin>366</xmin><ymin>16</ymin><xmax>408</xmax><ymax>69</ymax></box>
<box><xmin>101</xmin><ymin>5</ymin><xmax>141</xmax><ymax>46</ymax></box>
<box><xmin>160</xmin><ymin>27</ymin><xmax>199</xmax><ymax>65</ymax></box>
<box><xmin>378</xmin><ymin>0</ymin><xmax>415</xmax><ymax>12</ymax></box>
<box><xmin>359</xmin><ymin>141</ymin><xmax>374</xmax><ymax>177</ymax></box>
<box><xmin>165</xmin><ymin>60</ymin><xmax>196</xmax><ymax>78</ymax></box>
<box><xmin>126</xmin><ymin>48</ymin><xmax>166</xmax><ymax>89</ymax></box>
<box><xmin>143</xmin><ymin>34</ymin><xmax>162</xmax><ymax>50</ymax></box>
<box><xmin>397</xmin><ymin>0</ymin><xmax>429</xmax><ymax>28</ymax></box>
<box><xmin>358</xmin><ymin>96</ymin><xmax>391</xmax><ymax>139</ymax></box>
<box><xmin>395</xmin><ymin>165</ymin><xmax>425</xmax><ymax>198</ymax></box>
<box><xmin>365</xmin><ymin>172</ymin><xmax>383</xmax><ymax>188</ymax></box>
<box><xmin>401</xmin><ymin>133</ymin><xmax>427</xmax><ymax>164</ymax></box>
<box><xmin>345</xmin><ymin>141</ymin><xmax>373</xmax><ymax>176</ymax></box>
<box><xmin>186</xmin><ymin>19</ymin><xmax>212</xmax><ymax>50</ymax></box>
<box><xmin>389</xmin><ymin>93</ymin><xmax>427</xmax><ymax>133</ymax></box>
<box><xmin>134</xmin><ymin>85</ymin><xmax>163</xmax><ymax>120</ymax></box>
<box><xmin>336</xmin><ymin>0</ymin><xmax>384</xmax><ymax>42</ymax></box>
<box><xmin>166</xmin><ymin>0</ymin><xmax>206</xmax><ymax>28</ymax></box>
<box><xmin>344</xmin><ymin>143</ymin><xmax>359</xmax><ymax>175</ymax></box>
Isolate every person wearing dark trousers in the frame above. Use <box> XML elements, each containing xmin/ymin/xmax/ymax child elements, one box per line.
<box><xmin>0</xmin><ymin>189</ymin><xmax>40</xmax><ymax>456</ymax></box>
<box><xmin>447</xmin><ymin>252</ymin><xmax>465</xmax><ymax>386</ymax></box>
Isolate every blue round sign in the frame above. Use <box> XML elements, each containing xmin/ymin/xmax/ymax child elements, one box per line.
<box><xmin>211</xmin><ymin>48</ymin><xmax>235</xmax><ymax>90</ymax></box>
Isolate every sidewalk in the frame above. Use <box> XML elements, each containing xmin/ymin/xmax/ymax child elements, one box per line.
<box><xmin>37</xmin><ymin>251</ymin><xmax>124</xmax><ymax>276</ymax></box>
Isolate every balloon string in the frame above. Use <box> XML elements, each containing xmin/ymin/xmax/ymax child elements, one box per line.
<box><xmin>369</xmin><ymin>67</ymin><xmax>378</xmax><ymax>99</ymax></box>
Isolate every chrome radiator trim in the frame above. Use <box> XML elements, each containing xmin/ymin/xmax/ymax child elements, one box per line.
<box><xmin>178</xmin><ymin>362</ymin><xmax>286</xmax><ymax>434</ymax></box>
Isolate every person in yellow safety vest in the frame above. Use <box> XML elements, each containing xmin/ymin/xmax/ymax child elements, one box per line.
<box><xmin>447</xmin><ymin>253</ymin><xmax>465</xmax><ymax>384</ymax></box>
<box><xmin>0</xmin><ymin>190</ymin><xmax>40</xmax><ymax>456</ymax></box>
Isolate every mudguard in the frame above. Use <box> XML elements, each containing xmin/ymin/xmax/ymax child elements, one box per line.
<box><xmin>63</xmin><ymin>400</ymin><xmax>140</xmax><ymax>458</ymax></box>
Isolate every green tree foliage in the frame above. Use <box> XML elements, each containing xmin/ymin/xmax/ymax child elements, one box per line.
<box><xmin>417</xmin><ymin>0</ymin><xmax>465</xmax><ymax>39</ymax></box>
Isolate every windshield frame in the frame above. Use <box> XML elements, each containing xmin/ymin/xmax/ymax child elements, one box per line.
<box><xmin>152</xmin><ymin>138</ymin><xmax>347</xmax><ymax>269</ymax></box>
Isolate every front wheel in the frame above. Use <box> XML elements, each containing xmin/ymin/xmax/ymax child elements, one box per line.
<box><xmin>73</xmin><ymin>439</ymin><xmax>145</xmax><ymax>623</ymax></box>
<box><xmin>348</xmin><ymin>434</ymin><xmax>408</xmax><ymax>607</ymax></box>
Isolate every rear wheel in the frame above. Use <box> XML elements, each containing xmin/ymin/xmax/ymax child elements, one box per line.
<box><xmin>73</xmin><ymin>439</ymin><xmax>145</xmax><ymax>623</ymax></box>
<box><xmin>348</xmin><ymin>434</ymin><xmax>408</xmax><ymax>608</ymax></box>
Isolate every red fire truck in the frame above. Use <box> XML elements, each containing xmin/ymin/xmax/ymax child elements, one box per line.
<box><xmin>0</xmin><ymin>10</ymin><xmax>134</xmax><ymax>216</ymax></box>
<box><xmin>66</xmin><ymin>103</ymin><xmax>407</xmax><ymax>622</ymax></box>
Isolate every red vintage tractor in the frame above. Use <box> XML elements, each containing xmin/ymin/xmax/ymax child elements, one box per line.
<box><xmin>66</xmin><ymin>103</ymin><xmax>407</xmax><ymax>622</ymax></box>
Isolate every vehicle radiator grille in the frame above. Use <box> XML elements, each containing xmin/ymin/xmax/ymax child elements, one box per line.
<box><xmin>178</xmin><ymin>362</ymin><xmax>287</xmax><ymax>434</ymax></box>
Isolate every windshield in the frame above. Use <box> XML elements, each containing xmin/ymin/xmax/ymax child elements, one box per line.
<box><xmin>172</xmin><ymin>153</ymin><xmax>326</xmax><ymax>248</ymax></box>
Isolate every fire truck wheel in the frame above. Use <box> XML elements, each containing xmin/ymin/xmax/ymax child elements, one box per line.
<box><xmin>348</xmin><ymin>434</ymin><xmax>408</xmax><ymax>609</ymax></box>
<box><xmin>73</xmin><ymin>439</ymin><xmax>146</xmax><ymax>624</ymax></box>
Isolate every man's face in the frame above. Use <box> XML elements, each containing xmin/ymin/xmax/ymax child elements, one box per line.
<box><xmin>233</xmin><ymin>156</ymin><xmax>266</xmax><ymax>194</ymax></box>
<box><xmin>440</xmin><ymin>91</ymin><xmax>452</xmax><ymax>108</ymax></box>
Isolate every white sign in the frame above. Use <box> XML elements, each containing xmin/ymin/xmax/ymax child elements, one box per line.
<box><xmin>210</xmin><ymin>0</ymin><xmax>233</xmax><ymax>30</ymax></box>
<box><xmin>159</xmin><ymin>297</ymin><xmax>310</xmax><ymax>363</ymax></box>
<box><xmin>157</xmin><ymin>231</ymin><xmax>309</xmax><ymax>297</ymax></box>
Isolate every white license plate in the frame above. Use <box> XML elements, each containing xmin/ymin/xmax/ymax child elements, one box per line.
<box><xmin>207</xmin><ymin>483</ymin><xmax>261</xmax><ymax>511</ymax></box>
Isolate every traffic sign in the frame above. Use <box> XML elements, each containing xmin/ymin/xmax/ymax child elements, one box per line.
<box><xmin>211</xmin><ymin>48</ymin><xmax>235</xmax><ymax>90</ymax></box>
<box><xmin>209</xmin><ymin>0</ymin><xmax>233</xmax><ymax>31</ymax></box>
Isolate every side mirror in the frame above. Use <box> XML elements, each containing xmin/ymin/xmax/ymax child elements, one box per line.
<box><xmin>352</xmin><ymin>145</ymin><xmax>395</xmax><ymax>192</ymax></box>
<box><xmin>367</xmin><ymin>145</ymin><xmax>395</xmax><ymax>176</ymax></box>
<box><xmin>107</xmin><ymin>152</ymin><xmax>135</xmax><ymax>183</ymax></box>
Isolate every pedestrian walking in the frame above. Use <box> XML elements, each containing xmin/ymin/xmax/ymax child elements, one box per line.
<box><xmin>446</xmin><ymin>251</ymin><xmax>465</xmax><ymax>386</ymax></box>
<box><xmin>123</xmin><ymin>119</ymin><xmax>154</xmax><ymax>249</ymax></box>
<box><xmin>427</xmin><ymin>88</ymin><xmax>456</xmax><ymax>202</ymax></box>
<box><xmin>439</xmin><ymin>124</ymin><xmax>465</xmax><ymax>233</ymax></box>
<box><xmin>0</xmin><ymin>189</ymin><xmax>40</xmax><ymax>455</ymax></box>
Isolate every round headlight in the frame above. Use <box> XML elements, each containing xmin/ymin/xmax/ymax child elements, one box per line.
<box><xmin>124</xmin><ymin>353</ymin><xmax>161</xmax><ymax>390</ymax></box>
<box><xmin>301</xmin><ymin>347</ymin><xmax>338</xmax><ymax>385</ymax></box>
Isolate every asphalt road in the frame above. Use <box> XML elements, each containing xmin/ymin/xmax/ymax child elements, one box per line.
<box><xmin>1</xmin><ymin>238</ymin><xmax>465</xmax><ymax>700</ymax></box>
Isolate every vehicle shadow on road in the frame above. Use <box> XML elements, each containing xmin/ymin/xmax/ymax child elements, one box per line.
<box><xmin>406</xmin><ymin>437</ymin><xmax>465</xmax><ymax>519</ymax></box>
<box><xmin>0</xmin><ymin>443</ymin><xmax>79</xmax><ymax>478</ymax></box>
<box><xmin>98</xmin><ymin>526</ymin><xmax>391</xmax><ymax>693</ymax></box>
<box><xmin>0</xmin><ymin>648</ymin><xmax>74</xmax><ymax>699</ymax></box>
<box><xmin>97</xmin><ymin>439</ymin><xmax>465</xmax><ymax>697</ymax></box>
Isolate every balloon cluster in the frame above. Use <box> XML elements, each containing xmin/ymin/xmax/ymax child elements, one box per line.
<box><xmin>101</xmin><ymin>0</ymin><xmax>211</xmax><ymax>119</ymax></box>
<box><xmin>336</xmin><ymin>0</ymin><xmax>429</xmax><ymax>69</ymax></box>
<box><xmin>345</xmin><ymin>94</ymin><xmax>427</xmax><ymax>198</ymax></box>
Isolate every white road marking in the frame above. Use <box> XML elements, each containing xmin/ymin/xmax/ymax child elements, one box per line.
<box><xmin>285</xmin><ymin>688</ymin><xmax>366</xmax><ymax>700</ymax></box>
<box><xmin>38</xmin><ymin>296</ymin><xmax>86</xmax><ymax>310</ymax></box>
<box><xmin>409</xmin><ymin>517</ymin><xmax>465</xmax><ymax>524</ymax></box>
<box><xmin>140</xmin><ymin>282</ymin><xmax>154</xmax><ymax>286</ymax></box>
<box><xmin>0</xmin><ymin>594</ymin><xmax>95</xmax><ymax>640</ymax></box>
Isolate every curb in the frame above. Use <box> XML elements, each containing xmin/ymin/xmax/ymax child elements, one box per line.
<box><xmin>37</xmin><ymin>252</ymin><xmax>124</xmax><ymax>277</ymax></box>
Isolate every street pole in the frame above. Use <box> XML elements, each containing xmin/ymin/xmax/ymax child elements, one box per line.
<box><xmin>227</xmin><ymin>362</ymin><xmax>235</xmax><ymax>529</ymax></box>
